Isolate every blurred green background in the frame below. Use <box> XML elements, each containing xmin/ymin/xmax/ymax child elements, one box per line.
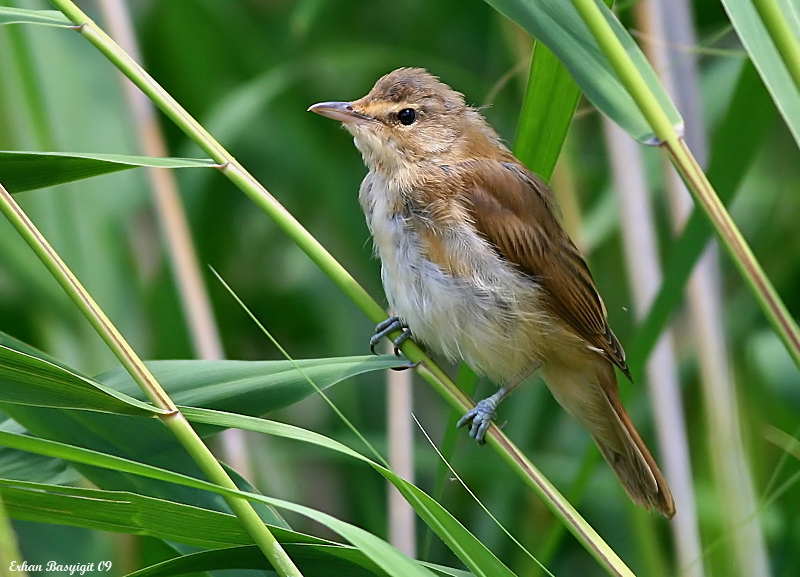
<box><xmin>1</xmin><ymin>0</ymin><xmax>799</xmax><ymax>576</ymax></box>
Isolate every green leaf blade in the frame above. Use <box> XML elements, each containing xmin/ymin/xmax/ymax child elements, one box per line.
<box><xmin>721</xmin><ymin>0</ymin><xmax>800</xmax><ymax>146</ymax></box>
<box><xmin>98</xmin><ymin>355</ymin><xmax>406</xmax><ymax>417</ymax></box>
<box><xmin>0</xmin><ymin>343</ymin><xmax>160</xmax><ymax>416</ymax></box>
<box><xmin>0</xmin><ymin>479</ymin><xmax>326</xmax><ymax>549</ymax></box>
<box><xmin>0</xmin><ymin>8</ymin><xmax>72</xmax><ymax>28</ymax></box>
<box><xmin>0</xmin><ymin>151</ymin><xmax>217</xmax><ymax>193</ymax></box>
<box><xmin>183</xmin><ymin>409</ymin><xmax>517</xmax><ymax>577</ymax></box>
<box><xmin>124</xmin><ymin>545</ymin><xmax>392</xmax><ymax>577</ymax></box>
<box><xmin>485</xmin><ymin>0</ymin><xmax>682</xmax><ymax>143</ymax></box>
<box><xmin>514</xmin><ymin>42</ymin><xmax>581</xmax><ymax>180</ymax></box>
<box><xmin>0</xmin><ymin>431</ymin><xmax>437</xmax><ymax>577</ymax></box>
<box><xmin>0</xmin><ymin>340</ymin><xmax>407</xmax><ymax>528</ymax></box>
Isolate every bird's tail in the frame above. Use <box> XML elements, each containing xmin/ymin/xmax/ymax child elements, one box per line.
<box><xmin>541</xmin><ymin>357</ymin><xmax>675</xmax><ymax>518</ymax></box>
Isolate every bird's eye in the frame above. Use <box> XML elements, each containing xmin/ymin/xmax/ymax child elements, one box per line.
<box><xmin>396</xmin><ymin>108</ymin><xmax>416</xmax><ymax>125</ymax></box>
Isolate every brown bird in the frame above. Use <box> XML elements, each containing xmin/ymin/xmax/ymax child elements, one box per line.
<box><xmin>309</xmin><ymin>68</ymin><xmax>675</xmax><ymax>518</ymax></box>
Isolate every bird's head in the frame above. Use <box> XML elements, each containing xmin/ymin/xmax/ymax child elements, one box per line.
<box><xmin>309</xmin><ymin>68</ymin><xmax>505</xmax><ymax>175</ymax></box>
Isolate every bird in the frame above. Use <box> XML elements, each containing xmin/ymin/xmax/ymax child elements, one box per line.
<box><xmin>308</xmin><ymin>67</ymin><xmax>675</xmax><ymax>518</ymax></box>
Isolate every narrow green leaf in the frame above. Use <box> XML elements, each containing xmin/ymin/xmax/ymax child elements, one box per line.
<box><xmin>484</xmin><ymin>0</ymin><xmax>682</xmax><ymax>143</ymax></box>
<box><xmin>0</xmin><ymin>339</ymin><xmax>405</xmax><ymax>527</ymax></box>
<box><xmin>182</xmin><ymin>408</ymin><xmax>516</xmax><ymax>577</ymax></box>
<box><xmin>0</xmin><ymin>7</ymin><xmax>71</xmax><ymax>27</ymax></box>
<box><xmin>514</xmin><ymin>42</ymin><xmax>581</xmax><ymax>180</ymax></box>
<box><xmin>0</xmin><ymin>431</ymin><xmax>437</xmax><ymax>577</ymax></box>
<box><xmin>98</xmin><ymin>355</ymin><xmax>407</xmax><ymax>419</ymax></box>
<box><xmin>0</xmin><ymin>489</ymin><xmax>23</xmax><ymax>577</ymax></box>
<box><xmin>0</xmin><ymin>418</ymin><xmax>79</xmax><ymax>486</ymax></box>
<box><xmin>0</xmin><ymin>446</ymin><xmax>75</xmax><ymax>485</ymax></box>
<box><xmin>421</xmin><ymin>565</ymin><xmax>474</xmax><ymax>577</ymax></box>
<box><xmin>0</xmin><ymin>343</ymin><xmax>161</xmax><ymax>415</ymax></box>
<box><xmin>0</xmin><ymin>332</ymin><xmax>74</xmax><ymax>367</ymax></box>
<box><xmin>127</xmin><ymin>546</ymin><xmax>470</xmax><ymax>577</ymax></box>
<box><xmin>0</xmin><ymin>326</ymin><xmax>402</xmax><ymax>422</ymax></box>
<box><xmin>123</xmin><ymin>544</ymin><xmax>389</xmax><ymax>577</ymax></box>
<box><xmin>720</xmin><ymin>0</ymin><xmax>800</xmax><ymax>146</ymax></box>
<box><xmin>0</xmin><ymin>151</ymin><xmax>217</xmax><ymax>193</ymax></box>
<box><xmin>0</xmin><ymin>411</ymin><xmax>504</xmax><ymax>575</ymax></box>
<box><xmin>0</xmin><ymin>479</ymin><xmax>327</xmax><ymax>549</ymax></box>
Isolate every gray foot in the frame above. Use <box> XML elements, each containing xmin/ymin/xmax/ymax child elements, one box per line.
<box><xmin>456</xmin><ymin>397</ymin><xmax>498</xmax><ymax>445</ymax></box>
<box><xmin>369</xmin><ymin>316</ymin><xmax>411</xmax><ymax>356</ymax></box>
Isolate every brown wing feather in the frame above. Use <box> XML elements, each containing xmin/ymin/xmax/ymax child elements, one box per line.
<box><xmin>451</xmin><ymin>158</ymin><xmax>630</xmax><ymax>378</ymax></box>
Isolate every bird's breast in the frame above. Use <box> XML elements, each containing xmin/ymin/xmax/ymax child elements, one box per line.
<box><xmin>358</xmin><ymin>171</ymin><xmax>556</xmax><ymax>384</ymax></box>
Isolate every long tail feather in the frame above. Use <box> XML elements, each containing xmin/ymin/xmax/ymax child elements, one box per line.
<box><xmin>542</xmin><ymin>357</ymin><xmax>675</xmax><ymax>518</ymax></box>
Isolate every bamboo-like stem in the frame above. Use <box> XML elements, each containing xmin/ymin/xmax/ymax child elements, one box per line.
<box><xmin>634</xmin><ymin>0</ymin><xmax>705</xmax><ymax>573</ymax></box>
<box><xmin>603</xmin><ymin>117</ymin><xmax>702</xmax><ymax>577</ymax></box>
<box><xmin>635</xmin><ymin>1</ymin><xmax>769</xmax><ymax>574</ymax></box>
<box><xmin>44</xmin><ymin>1</ymin><xmax>638</xmax><ymax>573</ymax></box>
<box><xmin>664</xmin><ymin>139</ymin><xmax>800</xmax><ymax>364</ymax></box>
<box><xmin>751</xmin><ymin>0</ymin><xmax>800</xmax><ymax>92</ymax></box>
<box><xmin>571</xmin><ymin>0</ymin><xmax>677</xmax><ymax>140</ymax></box>
<box><xmin>386</xmin><ymin>341</ymin><xmax>416</xmax><ymax>557</ymax></box>
<box><xmin>571</xmin><ymin>0</ymin><xmax>800</xmax><ymax>370</ymax></box>
<box><xmin>574</xmin><ymin>2</ymin><xmax>789</xmax><ymax>572</ymax></box>
<box><xmin>94</xmin><ymin>0</ymin><xmax>255</xmax><ymax>481</ymax></box>
<box><xmin>0</xmin><ymin>183</ymin><xmax>302</xmax><ymax>577</ymax></box>
<box><xmin>96</xmin><ymin>0</ymin><xmax>224</xmax><ymax>363</ymax></box>
<box><xmin>0</xmin><ymin>495</ymin><xmax>26</xmax><ymax>577</ymax></box>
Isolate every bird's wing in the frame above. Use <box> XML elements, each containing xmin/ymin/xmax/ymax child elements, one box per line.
<box><xmin>450</xmin><ymin>158</ymin><xmax>630</xmax><ymax>378</ymax></box>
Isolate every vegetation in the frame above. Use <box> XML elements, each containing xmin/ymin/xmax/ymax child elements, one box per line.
<box><xmin>0</xmin><ymin>0</ymin><xmax>798</xmax><ymax>576</ymax></box>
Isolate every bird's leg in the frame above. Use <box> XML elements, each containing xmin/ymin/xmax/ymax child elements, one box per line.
<box><xmin>369</xmin><ymin>315</ymin><xmax>412</xmax><ymax>356</ymax></box>
<box><xmin>456</xmin><ymin>372</ymin><xmax>531</xmax><ymax>444</ymax></box>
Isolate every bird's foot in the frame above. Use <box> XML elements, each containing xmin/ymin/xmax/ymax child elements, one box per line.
<box><xmin>369</xmin><ymin>316</ymin><xmax>412</xmax><ymax>356</ymax></box>
<box><xmin>456</xmin><ymin>397</ymin><xmax>498</xmax><ymax>445</ymax></box>
<box><xmin>391</xmin><ymin>360</ymin><xmax>420</xmax><ymax>372</ymax></box>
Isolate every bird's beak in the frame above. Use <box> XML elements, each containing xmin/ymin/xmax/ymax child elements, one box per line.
<box><xmin>307</xmin><ymin>101</ymin><xmax>370</xmax><ymax>123</ymax></box>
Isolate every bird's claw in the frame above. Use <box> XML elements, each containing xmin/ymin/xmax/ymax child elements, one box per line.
<box><xmin>456</xmin><ymin>398</ymin><xmax>498</xmax><ymax>445</ymax></box>
<box><xmin>391</xmin><ymin>360</ymin><xmax>420</xmax><ymax>371</ymax></box>
<box><xmin>369</xmin><ymin>316</ymin><xmax>412</xmax><ymax>356</ymax></box>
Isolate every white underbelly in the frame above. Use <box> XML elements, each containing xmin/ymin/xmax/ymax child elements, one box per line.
<box><xmin>358</xmin><ymin>171</ymin><xmax>555</xmax><ymax>384</ymax></box>
<box><xmin>372</xmin><ymin>214</ymin><xmax>552</xmax><ymax>385</ymax></box>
